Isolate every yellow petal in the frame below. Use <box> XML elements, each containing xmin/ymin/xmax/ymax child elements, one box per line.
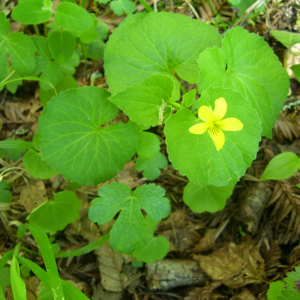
<box><xmin>198</xmin><ymin>105</ymin><xmax>215</xmax><ymax>123</ymax></box>
<box><xmin>208</xmin><ymin>125</ymin><xmax>225</xmax><ymax>151</ymax></box>
<box><xmin>216</xmin><ymin>118</ymin><xmax>243</xmax><ymax>131</ymax></box>
<box><xmin>214</xmin><ymin>97</ymin><xmax>227</xmax><ymax>120</ymax></box>
<box><xmin>189</xmin><ymin>122</ymin><xmax>210</xmax><ymax>135</ymax></box>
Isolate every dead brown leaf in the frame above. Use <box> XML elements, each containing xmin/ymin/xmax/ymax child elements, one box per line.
<box><xmin>194</xmin><ymin>241</ymin><xmax>265</xmax><ymax>289</ymax></box>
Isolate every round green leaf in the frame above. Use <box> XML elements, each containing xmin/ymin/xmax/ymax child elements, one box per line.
<box><xmin>85</xmin><ymin>39</ymin><xmax>105</xmax><ymax>60</ymax></box>
<box><xmin>132</xmin><ymin>236</ymin><xmax>169</xmax><ymax>263</ymax></box>
<box><xmin>164</xmin><ymin>87</ymin><xmax>261</xmax><ymax>186</ymax></box>
<box><xmin>49</xmin><ymin>31</ymin><xmax>75</xmax><ymax>64</ymax></box>
<box><xmin>38</xmin><ymin>86</ymin><xmax>138</xmax><ymax>185</ymax></box>
<box><xmin>270</xmin><ymin>30</ymin><xmax>300</xmax><ymax>49</ymax></box>
<box><xmin>0</xmin><ymin>180</ymin><xmax>12</xmax><ymax>203</ymax></box>
<box><xmin>27</xmin><ymin>191</ymin><xmax>81</xmax><ymax>233</ymax></box>
<box><xmin>12</xmin><ymin>0</ymin><xmax>52</xmax><ymax>24</ymax></box>
<box><xmin>198</xmin><ymin>26</ymin><xmax>289</xmax><ymax>138</ymax></box>
<box><xmin>54</xmin><ymin>2</ymin><xmax>94</xmax><ymax>32</ymax></box>
<box><xmin>23</xmin><ymin>149</ymin><xmax>56</xmax><ymax>179</ymax></box>
<box><xmin>260</xmin><ymin>152</ymin><xmax>300</xmax><ymax>181</ymax></box>
<box><xmin>183</xmin><ymin>182</ymin><xmax>234</xmax><ymax>213</ymax></box>
<box><xmin>104</xmin><ymin>11</ymin><xmax>222</xmax><ymax>95</ymax></box>
<box><xmin>109</xmin><ymin>74</ymin><xmax>178</xmax><ymax>126</ymax></box>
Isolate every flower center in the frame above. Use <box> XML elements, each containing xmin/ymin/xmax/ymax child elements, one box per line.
<box><xmin>208</xmin><ymin>123</ymin><xmax>221</xmax><ymax>137</ymax></box>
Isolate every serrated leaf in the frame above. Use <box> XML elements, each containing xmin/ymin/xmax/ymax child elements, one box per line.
<box><xmin>135</xmin><ymin>152</ymin><xmax>168</xmax><ymax>180</ymax></box>
<box><xmin>165</xmin><ymin>87</ymin><xmax>261</xmax><ymax>186</ymax></box>
<box><xmin>128</xmin><ymin>121</ymin><xmax>160</xmax><ymax>158</ymax></box>
<box><xmin>0</xmin><ymin>180</ymin><xmax>12</xmax><ymax>203</ymax></box>
<box><xmin>270</xmin><ymin>30</ymin><xmax>300</xmax><ymax>49</ymax></box>
<box><xmin>260</xmin><ymin>152</ymin><xmax>300</xmax><ymax>181</ymax></box>
<box><xmin>38</xmin><ymin>86</ymin><xmax>137</xmax><ymax>186</ymax></box>
<box><xmin>89</xmin><ymin>183</ymin><xmax>170</xmax><ymax>254</ymax></box>
<box><xmin>132</xmin><ymin>236</ymin><xmax>169</xmax><ymax>263</ymax></box>
<box><xmin>23</xmin><ymin>149</ymin><xmax>56</xmax><ymax>179</ymax></box>
<box><xmin>104</xmin><ymin>12</ymin><xmax>222</xmax><ymax>95</ymax></box>
<box><xmin>109</xmin><ymin>74</ymin><xmax>178</xmax><ymax>126</ymax></box>
<box><xmin>183</xmin><ymin>182</ymin><xmax>234</xmax><ymax>213</ymax></box>
<box><xmin>12</xmin><ymin>0</ymin><xmax>52</xmax><ymax>24</ymax></box>
<box><xmin>27</xmin><ymin>191</ymin><xmax>81</xmax><ymax>233</ymax></box>
<box><xmin>49</xmin><ymin>31</ymin><xmax>75</xmax><ymax>64</ymax></box>
<box><xmin>198</xmin><ymin>27</ymin><xmax>289</xmax><ymax>138</ymax></box>
<box><xmin>54</xmin><ymin>2</ymin><xmax>94</xmax><ymax>32</ymax></box>
<box><xmin>32</xmin><ymin>36</ymin><xmax>52</xmax><ymax>60</ymax></box>
<box><xmin>7</xmin><ymin>32</ymin><xmax>36</xmax><ymax>75</ymax></box>
<box><xmin>110</xmin><ymin>0</ymin><xmax>136</xmax><ymax>16</ymax></box>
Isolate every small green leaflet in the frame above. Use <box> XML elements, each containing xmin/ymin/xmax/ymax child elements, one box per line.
<box><xmin>109</xmin><ymin>74</ymin><xmax>178</xmax><ymax>127</ymax></box>
<box><xmin>0</xmin><ymin>180</ymin><xmax>12</xmax><ymax>204</ymax></box>
<box><xmin>27</xmin><ymin>191</ymin><xmax>81</xmax><ymax>233</ymax></box>
<box><xmin>183</xmin><ymin>182</ymin><xmax>234</xmax><ymax>213</ymax></box>
<box><xmin>89</xmin><ymin>183</ymin><xmax>170</xmax><ymax>254</ymax></box>
<box><xmin>260</xmin><ymin>152</ymin><xmax>300</xmax><ymax>181</ymax></box>
<box><xmin>270</xmin><ymin>30</ymin><xmax>300</xmax><ymax>49</ymax></box>
<box><xmin>12</xmin><ymin>0</ymin><xmax>52</xmax><ymax>24</ymax></box>
<box><xmin>110</xmin><ymin>0</ymin><xmax>136</xmax><ymax>16</ymax></box>
<box><xmin>38</xmin><ymin>86</ymin><xmax>138</xmax><ymax>186</ymax></box>
<box><xmin>291</xmin><ymin>65</ymin><xmax>300</xmax><ymax>83</ymax></box>
<box><xmin>104</xmin><ymin>11</ymin><xmax>222</xmax><ymax>95</ymax></box>
<box><xmin>136</xmin><ymin>152</ymin><xmax>168</xmax><ymax>180</ymax></box>
<box><xmin>23</xmin><ymin>149</ymin><xmax>56</xmax><ymax>180</ymax></box>
<box><xmin>128</xmin><ymin>121</ymin><xmax>160</xmax><ymax>158</ymax></box>
<box><xmin>165</xmin><ymin>87</ymin><xmax>261</xmax><ymax>186</ymax></box>
<box><xmin>198</xmin><ymin>26</ymin><xmax>289</xmax><ymax>138</ymax></box>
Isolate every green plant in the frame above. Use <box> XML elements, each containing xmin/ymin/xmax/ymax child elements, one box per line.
<box><xmin>0</xmin><ymin>2</ymin><xmax>291</xmax><ymax>299</ymax></box>
<box><xmin>267</xmin><ymin>267</ymin><xmax>300</xmax><ymax>299</ymax></box>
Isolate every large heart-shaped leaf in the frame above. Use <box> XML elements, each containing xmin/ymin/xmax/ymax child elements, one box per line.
<box><xmin>104</xmin><ymin>11</ymin><xmax>222</xmax><ymax>95</ymax></box>
<box><xmin>38</xmin><ymin>86</ymin><xmax>138</xmax><ymax>185</ymax></box>
<box><xmin>198</xmin><ymin>26</ymin><xmax>289</xmax><ymax>138</ymax></box>
<box><xmin>164</xmin><ymin>87</ymin><xmax>261</xmax><ymax>186</ymax></box>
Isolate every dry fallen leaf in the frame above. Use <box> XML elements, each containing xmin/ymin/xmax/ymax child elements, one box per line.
<box><xmin>194</xmin><ymin>240</ymin><xmax>265</xmax><ymax>289</ymax></box>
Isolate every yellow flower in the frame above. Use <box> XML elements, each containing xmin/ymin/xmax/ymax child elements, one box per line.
<box><xmin>189</xmin><ymin>97</ymin><xmax>243</xmax><ymax>151</ymax></box>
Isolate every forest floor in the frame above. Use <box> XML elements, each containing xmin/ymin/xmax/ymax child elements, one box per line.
<box><xmin>1</xmin><ymin>0</ymin><xmax>300</xmax><ymax>299</ymax></box>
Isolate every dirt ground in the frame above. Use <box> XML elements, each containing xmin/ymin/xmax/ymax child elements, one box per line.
<box><xmin>1</xmin><ymin>0</ymin><xmax>300</xmax><ymax>299</ymax></box>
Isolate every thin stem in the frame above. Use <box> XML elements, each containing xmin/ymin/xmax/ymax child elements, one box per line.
<box><xmin>43</xmin><ymin>23</ymin><xmax>48</xmax><ymax>37</ymax></box>
<box><xmin>137</xmin><ymin>0</ymin><xmax>153</xmax><ymax>12</ymax></box>
<box><xmin>180</xmin><ymin>83</ymin><xmax>187</xmax><ymax>94</ymax></box>
<box><xmin>0</xmin><ymin>70</ymin><xmax>16</xmax><ymax>84</ymax></box>
<box><xmin>33</xmin><ymin>24</ymin><xmax>40</xmax><ymax>36</ymax></box>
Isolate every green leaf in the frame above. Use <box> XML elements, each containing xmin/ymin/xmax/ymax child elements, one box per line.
<box><xmin>54</xmin><ymin>2</ymin><xmax>94</xmax><ymax>32</ymax></box>
<box><xmin>0</xmin><ymin>138</ymin><xmax>34</xmax><ymax>150</ymax></box>
<box><xmin>291</xmin><ymin>64</ymin><xmax>300</xmax><ymax>83</ymax></box>
<box><xmin>7</xmin><ymin>32</ymin><xmax>36</xmax><ymax>75</ymax></box>
<box><xmin>260</xmin><ymin>152</ymin><xmax>300</xmax><ymax>181</ymax></box>
<box><xmin>38</xmin><ymin>86</ymin><xmax>137</xmax><ymax>186</ymax></box>
<box><xmin>135</xmin><ymin>152</ymin><xmax>168</xmax><ymax>180</ymax></box>
<box><xmin>270</xmin><ymin>30</ymin><xmax>300</xmax><ymax>49</ymax></box>
<box><xmin>89</xmin><ymin>183</ymin><xmax>170</xmax><ymax>254</ymax></box>
<box><xmin>12</xmin><ymin>0</ymin><xmax>52</xmax><ymax>24</ymax></box>
<box><xmin>0</xmin><ymin>267</ymin><xmax>10</xmax><ymax>290</ymax></box>
<box><xmin>231</xmin><ymin>0</ymin><xmax>267</xmax><ymax>16</ymax></box>
<box><xmin>32</xmin><ymin>36</ymin><xmax>53</xmax><ymax>60</ymax></box>
<box><xmin>4</xmin><ymin>68</ymin><xmax>22</xmax><ymax>94</ymax></box>
<box><xmin>80</xmin><ymin>31</ymin><xmax>98</xmax><ymax>44</ymax></box>
<box><xmin>182</xmin><ymin>89</ymin><xmax>197</xmax><ymax>108</ymax></box>
<box><xmin>39</xmin><ymin>75</ymin><xmax>78</xmax><ymax>107</ymax></box>
<box><xmin>109</xmin><ymin>74</ymin><xmax>178</xmax><ymax>126</ymax></box>
<box><xmin>132</xmin><ymin>236</ymin><xmax>169</xmax><ymax>263</ymax></box>
<box><xmin>104</xmin><ymin>12</ymin><xmax>222</xmax><ymax>95</ymax></box>
<box><xmin>165</xmin><ymin>87</ymin><xmax>261</xmax><ymax>186</ymax></box>
<box><xmin>27</xmin><ymin>191</ymin><xmax>81</xmax><ymax>233</ymax></box>
<box><xmin>23</xmin><ymin>149</ymin><xmax>56</xmax><ymax>179</ymax></box>
<box><xmin>267</xmin><ymin>281</ymin><xmax>286</xmax><ymax>300</ymax></box>
<box><xmin>110</xmin><ymin>0</ymin><xmax>136</xmax><ymax>16</ymax></box>
<box><xmin>93</xmin><ymin>21</ymin><xmax>109</xmax><ymax>40</ymax></box>
<box><xmin>198</xmin><ymin>26</ymin><xmax>289</xmax><ymax>138</ymax></box>
<box><xmin>85</xmin><ymin>39</ymin><xmax>106</xmax><ymax>60</ymax></box>
<box><xmin>0</xmin><ymin>180</ymin><xmax>12</xmax><ymax>203</ymax></box>
<box><xmin>0</xmin><ymin>13</ymin><xmax>9</xmax><ymax>81</ymax></box>
<box><xmin>183</xmin><ymin>182</ymin><xmax>234</xmax><ymax>213</ymax></box>
<box><xmin>59</xmin><ymin>52</ymin><xmax>80</xmax><ymax>75</ymax></box>
<box><xmin>49</xmin><ymin>31</ymin><xmax>75</xmax><ymax>64</ymax></box>
<box><xmin>36</xmin><ymin>57</ymin><xmax>64</xmax><ymax>91</ymax></box>
<box><xmin>11</xmin><ymin>255</ymin><xmax>27</xmax><ymax>300</ymax></box>
<box><xmin>22</xmin><ymin>223</ymin><xmax>65</xmax><ymax>300</ymax></box>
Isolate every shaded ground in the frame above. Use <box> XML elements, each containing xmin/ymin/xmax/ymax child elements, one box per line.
<box><xmin>1</xmin><ymin>0</ymin><xmax>300</xmax><ymax>299</ymax></box>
